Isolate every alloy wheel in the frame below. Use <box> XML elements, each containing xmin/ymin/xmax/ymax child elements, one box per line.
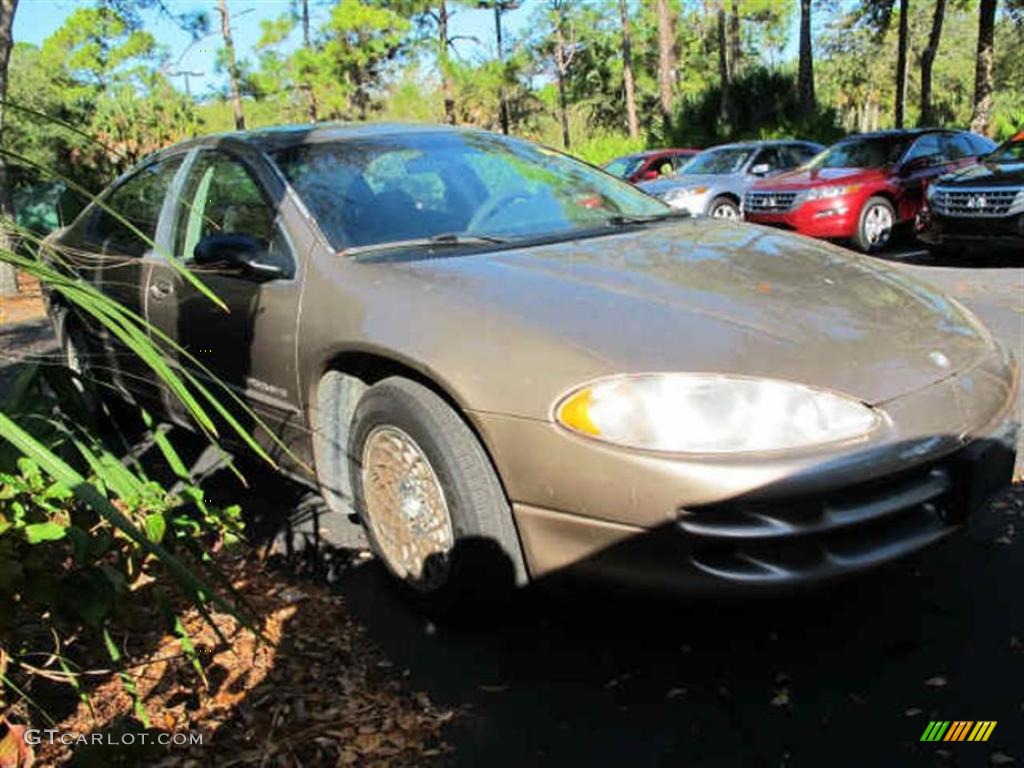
<box><xmin>862</xmin><ymin>204</ymin><xmax>893</xmax><ymax>247</ymax></box>
<box><xmin>361</xmin><ymin>425</ymin><xmax>455</xmax><ymax>589</ymax></box>
<box><xmin>711</xmin><ymin>202</ymin><xmax>740</xmax><ymax>220</ymax></box>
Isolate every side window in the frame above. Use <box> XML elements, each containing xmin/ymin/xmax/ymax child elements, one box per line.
<box><xmin>944</xmin><ymin>134</ymin><xmax>975</xmax><ymax>160</ymax></box>
<box><xmin>62</xmin><ymin>156</ymin><xmax>183</xmax><ymax>257</ymax></box>
<box><xmin>968</xmin><ymin>133</ymin><xmax>995</xmax><ymax>156</ymax></box>
<box><xmin>752</xmin><ymin>147</ymin><xmax>783</xmax><ymax>172</ymax></box>
<box><xmin>174</xmin><ymin>151</ymin><xmax>293</xmax><ymax>274</ymax></box>
<box><xmin>903</xmin><ymin>134</ymin><xmax>944</xmax><ymax>165</ymax></box>
<box><xmin>785</xmin><ymin>144</ymin><xmax>817</xmax><ymax>167</ymax></box>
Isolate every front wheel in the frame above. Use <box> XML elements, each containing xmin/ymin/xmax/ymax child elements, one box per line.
<box><xmin>349</xmin><ymin>377</ymin><xmax>527</xmax><ymax>616</ymax></box>
<box><xmin>852</xmin><ymin>196</ymin><xmax>896</xmax><ymax>253</ymax></box>
<box><xmin>708</xmin><ymin>196</ymin><xmax>741</xmax><ymax>220</ymax></box>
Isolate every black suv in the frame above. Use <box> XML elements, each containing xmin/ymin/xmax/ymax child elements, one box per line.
<box><xmin>918</xmin><ymin>132</ymin><xmax>1024</xmax><ymax>251</ymax></box>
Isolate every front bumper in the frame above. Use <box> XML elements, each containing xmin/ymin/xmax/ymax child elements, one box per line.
<box><xmin>511</xmin><ymin>423</ymin><xmax>1016</xmax><ymax>592</ymax></box>
<box><xmin>917</xmin><ymin>209</ymin><xmax>1024</xmax><ymax>248</ymax></box>
<box><xmin>473</xmin><ymin>349</ymin><xmax>1019</xmax><ymax>591</ymax></box>
<box><xmin>745</xmin><ymin>196</ymin><xmax>861</xmax><ymax>239</ymax></box>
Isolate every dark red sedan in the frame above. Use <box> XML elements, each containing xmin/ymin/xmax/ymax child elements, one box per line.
<box><xmin>604</xmin><ymin>148</ymin><xmax>700</xmax><ymax>183</ymax></box>
<box><xmin>743</xmin><ymin>129</ymin><xmax>995</xmax><ymax>253</ymax></box>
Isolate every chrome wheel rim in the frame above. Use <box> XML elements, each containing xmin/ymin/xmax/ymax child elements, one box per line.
<box><xmin>361</xmin><ymin>425</ymin><xmax>454</xmax><ymax>589</ymax></box>
<box><xmin>863</xmin><ymin>204</ymin><xmax>893</xmax><ymax>247</ymax></box>
<box><xmin>711</xmin><ymin>202</ymin><xmax>740</xmax><ymax>220</ymax></box>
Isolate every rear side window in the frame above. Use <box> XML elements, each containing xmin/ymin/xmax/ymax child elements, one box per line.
<box><xmin>62</xmin><ymin>155</ymin><xmax>183</xmax><ymax>257</ymax></box>
<box><xmin>904</xmin><ymin>134</ymin><xmax>944</xmax><ymax>165</ymax></box>
<box><xmin>786</xmin><ymin>144</ymin><xmax>818</xmax><ymax>166</ymax></box>
<box><xmin>966</xmin><ymin>133</ymin><xmax>996</xmax><ymax>155</ymax></box>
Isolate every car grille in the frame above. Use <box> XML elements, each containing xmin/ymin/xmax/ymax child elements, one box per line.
<box><xmin>744</xmin><ymin>190</ymin><xmax>799</xmax><ymax>213</ymax></box>
<box><xmin>678</xmin><ymin>460</ymin><xmax>960</xmax><ymax>584</ymax></box>
<box><xmin>931</xmin><ymin>186</ymin><xmax>1023</xmax><ymax>218</ymax></box>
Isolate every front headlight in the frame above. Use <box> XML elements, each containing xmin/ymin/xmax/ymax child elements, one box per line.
<box><xmin>664</xmin><ymin>186</ymin><xmax>709</xmax><ymax>201</ymax></box>
<box><xmin>556</xmin><ymin>374</ymin><xmax>880</xmax><ymax>454</ymax></box>
<box><xmin>806</xmin><ymin>184</ymin><xmax>862</xmax><ymax>201</ymax></box>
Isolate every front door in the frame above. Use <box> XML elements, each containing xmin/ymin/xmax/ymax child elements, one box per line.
<box><xmin>145</xmin><ymin>148</ymin><xmax>305</xmax><ymax>464</ymax></box>
<box><xmin>53</xmin><ymin>154</ymin><xmax>185</xmax><ymax>405</ymax></box>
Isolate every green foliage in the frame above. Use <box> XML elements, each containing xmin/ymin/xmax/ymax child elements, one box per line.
<box><xmin>571</xmin><ymin>131</ymin><xmax>646</xmax><ymax>166</ymax></box>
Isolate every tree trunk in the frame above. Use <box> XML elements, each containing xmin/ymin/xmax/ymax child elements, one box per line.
<box><xmin>0</xmin><ymin>0</ymin><xmax>19</xmax><ymax>298</ymax></box>
<box><xmin>716</xmin><ymin>5</ymin><xmax>732</xmax><ymax>128</ymax></box>
<box><xmin>300</xmin><ymin>0</ymin><xmax>317</xmax><ymax>122</ymax></box>
<box><xmin>656</xmin><ymin>0</ymin><xmax>675</xmax><ymax>134</ymax></box>
<box><xmin>555</xmin><ymin>19</ymin><xmax>571</xmax><ymax>150</ymax></box>
<box><xmin>439</xmin><ymin>1</ymin><xmax>456</xmax><ymax>125</ymax></box>
<box><xmin>728</xmin><ymin>0</ymin><xmax>741</xmax><ymax>77</ymax></box>
<box><xmin>894</xmin><ymin>0</ymin><xmax>909</xmax><ymax>129</ymax></box>
<box><xmin>217</xmin><ymin>0</ymin><xmax>246</xmax><ymax>131</ymax></box>
<box><xmin>797</xmin><ymin>0</ymin><xmax>815</xmax><ymax>116</ymax></box>
<box><xmin>970</xmin><ymin>0</ymin><xmax>997</xmax><ymax>135</ymax></box>
<box><xmin>618</xmin><ymin>0</ymin><xmax>638</xmax><ymax>139</ymax></box>
<box><xmin>493</xmin><ymin>5</ymin><xmax>509</xmax><ymax>135</ymax></box>
<box><xmin>919</xmin><ymin>0</ymin><xmax>946</xmax><ymax>126</ymax></box>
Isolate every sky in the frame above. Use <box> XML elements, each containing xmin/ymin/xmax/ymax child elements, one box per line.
<box><xmin>11</xmin><ymin>0</ymin><xmax>536</xmax><ymax>97</ymax></box>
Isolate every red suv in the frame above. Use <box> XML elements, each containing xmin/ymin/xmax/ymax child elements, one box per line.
<box><xmin>603</xmin><ymin>148</ymin><xmax>700</xmax><ymax>183</ymax></box>
<box><xmin>743</xmin><ymin>129</ymin><xmax>995</xmax><ymax>252</ymax></box>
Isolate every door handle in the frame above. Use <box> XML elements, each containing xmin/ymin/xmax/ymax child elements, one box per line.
<box><xmin>149</xmin><ymin>280</ymin><xmax>173</xmax><ymax>299</ymax></box>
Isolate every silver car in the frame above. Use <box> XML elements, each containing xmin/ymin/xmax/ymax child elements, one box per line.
<box><xmin>639</xmin><ymin>140</ymin><xmax>823</xmax><ymax>219</ymax></box>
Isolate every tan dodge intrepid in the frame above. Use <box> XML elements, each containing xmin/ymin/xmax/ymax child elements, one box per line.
<box><xmin>46</xmin><ymin>124</ymin><xmax>1019</xmax><ymax>611</ymax></box>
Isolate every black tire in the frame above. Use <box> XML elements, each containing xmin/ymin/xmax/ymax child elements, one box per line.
<box><xmin>852</xmin><ymin>196</ymin><xmax>896</xmax><ymax>253</ymax></box>
<box><xmin>349</xmin><ymin>376</ymin><xmax>527</xmax><ymax>616</ymax></box>
<box><xmin>707</xmin><ymin>195</ymin><xmax>741</xmax><ymax>220</ymax></box>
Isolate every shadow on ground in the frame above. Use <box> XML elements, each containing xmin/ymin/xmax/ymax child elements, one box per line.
<box><xmin>195</xmin><ymin>429</ymin><xmax>1023</xmax><ymax>768</ymax></box>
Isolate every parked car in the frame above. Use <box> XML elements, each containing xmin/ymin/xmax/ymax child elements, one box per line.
<box><xmin>917</xmin><ymin>131</ymin><xmax>1024</xmax><ymax>252</ymax></box>
<box><xmin>603</xmin><ymin>148</ymin><xmax>700</xmax><ymax>183</ymax></box>
<box><xmin>639</xmin><ymin>140</ymin><xmax>823</xmax><ymax>219</ymax></box>
<box><xmin>744</xmin><ymin>129</ymin><xmax>996</xmax><ymax>253</ymax></box>
<box><xmin>44</xmin><ymin>124</ymin><xmax>1017</xmax><ymax>614</ymax></box>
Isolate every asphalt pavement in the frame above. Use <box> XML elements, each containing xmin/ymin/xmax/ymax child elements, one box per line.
<box><xmin>1</xmin><ymin>241</ymin><xmax>1021</xmax><ymax>767</ymax></box>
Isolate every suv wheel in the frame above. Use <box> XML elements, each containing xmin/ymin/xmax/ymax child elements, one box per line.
<box><xmin>349</xmin><ymin>376</ymin><xmax>527</xmax><ymax>616</ymax></box>
<box><xmin>853</xmin><ymin>196</ymin><xmax>895</xmax><ymax>253</ymax></box>
<box><xmin>708</xmin><ymin>196</ymin><xmax>741</xmax><ymax>220</ymax></box>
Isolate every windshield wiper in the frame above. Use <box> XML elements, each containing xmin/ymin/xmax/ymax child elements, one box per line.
<box><xmin>341</xmin><ymin>232</ymin><xmax>509</xmax><ymax>258</ymax></box>
<box><xmin>605</xmin><ymin>210</ymin><xmax>690</xmax><ymax>227</ymax></box>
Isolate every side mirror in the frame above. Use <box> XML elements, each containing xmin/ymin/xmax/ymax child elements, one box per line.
<box><xmin>193</xmin><ymin>233</ymin><xmax>284</xmax><ymax>280</ymax></box>
<box><xmin>750</xmin><ymin>163</ymin><xmax>772</xmax><ymax>176</ymax></box>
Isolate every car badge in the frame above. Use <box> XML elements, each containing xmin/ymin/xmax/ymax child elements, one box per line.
<box><xmin>766</xmin><ymin>196</ymin><xmax>777</xmax><ymax>208</ymax></box>
<box><xmin>966</xmin><ymin>194</ymin><xmax>987</xmax><ymax>209</ymax></box>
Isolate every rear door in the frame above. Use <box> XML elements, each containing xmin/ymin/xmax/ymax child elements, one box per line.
<box><xmin>897</xmin><ymin>133</ymin><xmax>948</xmax><ymax>220</ymax></box>
<box><xmin>145</xmin><ymin>147</ymin><xmax>306</xmax><ymax>461</ymax></box>
<box><xmin>52</xmin><ymin>154</ymin><xmax>185</xmax><ymax>404</ymax></box>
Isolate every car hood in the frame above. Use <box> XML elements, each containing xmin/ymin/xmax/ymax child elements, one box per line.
<box><xmin>758</xmin><ymin>166</ymin><xmax>889</xmax><ymax>190</ymax></box>
<box><xmin>937</xmin><ymin>161</ymin><xmax>1024</xmax><ymax>188</ymax></box>
<box><xmin>368</xmin><ymin>220</ymin><xmax>994</xmax><ymax>417</ymax></box>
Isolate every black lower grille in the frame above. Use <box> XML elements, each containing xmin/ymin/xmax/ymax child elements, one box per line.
<box><xmin>678</xmin><ymin>461</ymin><xmax>959</xmax><ymax>583</ymax></box>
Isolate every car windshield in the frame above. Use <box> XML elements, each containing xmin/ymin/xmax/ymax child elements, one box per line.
<box><xmin>604</xmin><ymin>155</ymin><xmax>645</xmax><ymax>178</ymax></box>
<box><xmin>807</xmin><ymin>137</ymin><xmax>913</xmax><ymax>169</ymax></box>
<box><xmin>274</xmin><ymin>132</ymin><xmax>670</xmax><ymax>252</ymax></box>
<box><xmin>681</xmin><ymin>147</ymin><xmax>754</xmax><ymax>175</ymax></box>
<box><xmin>985</xmin><ymin>138</ymin><xmax>1024</xmax><ymax>164</ymax></box>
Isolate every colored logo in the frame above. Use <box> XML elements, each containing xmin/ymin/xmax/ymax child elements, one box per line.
<box><xmin>920</xmin><ymin>721</ymin><xmax>997</xmax><ymax>742</ymax></box>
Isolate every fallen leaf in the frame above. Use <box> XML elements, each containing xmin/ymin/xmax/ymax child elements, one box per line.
<box><xmin>905</xmin><ymin>708</ymin><xmax>923</xmax><ymax>717</ymax></box>
<box><xmin>665</xmin><ymin>688</ymin><xmax>687</xmax><ymax>700</ymax></box>
<box><xmin>990</xmin><ymin>753</ymin><xmax>1015</xmax><ymax>766</ymax></box>
<box><xmin>478</xmin><ymin>684</ymin><xmax>508</xmax><ymax>693</ymax></box>
<box><xmin>924</xmin><ymin>676</ymin><xmax>948</xmax><ymax>687</ymax></box>
<box><xmin>770</xmin><ymin>689</ymin><xmax>790</xmax><ymax>707</ymax></box>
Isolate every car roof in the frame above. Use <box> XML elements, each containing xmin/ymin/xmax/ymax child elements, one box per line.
<box><xmin>836</xmin><ymin>128</ymin><xmax>958</xmax><ymax>142</ymax></box>
<box><xmin>157</xmin><ymin>122</ymin><xmax>495</xmax><ymax>157</ymax></box>
<box><xmin>706</xmin><ymin>139</ymin><xmax>819</xmax><ymax>150</ymax></box>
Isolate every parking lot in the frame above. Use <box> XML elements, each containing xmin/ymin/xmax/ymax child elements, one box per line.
<box><xmin>0</xmin><ymin>241</ymin><xmax>1020</xmax><ymax>767</ymax></box>
<box><xmin>248</xmin><ymin>243</ymin><xmax>1024</xmax><ymax>767</ymax></box>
